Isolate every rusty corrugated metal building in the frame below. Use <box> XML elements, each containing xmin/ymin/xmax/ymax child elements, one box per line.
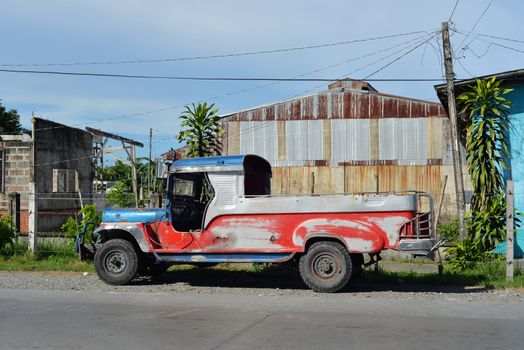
<box><xmin>220</xmin><ymin>80</ymin><xmax>467</xmax><ymax>219</ymax></box>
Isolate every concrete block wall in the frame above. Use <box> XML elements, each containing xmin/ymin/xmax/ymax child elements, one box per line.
<box><xmin>0</xmin><ymin>141</ymin><xmax>31</xmax><ymax>233</ymax></box>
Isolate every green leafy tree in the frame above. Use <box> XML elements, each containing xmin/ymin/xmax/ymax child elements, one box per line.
<box><xmin>458</xmin><ymin>77</ymin><xmax>512</xmax><ymax>212</ymax></box>
<box><xmin>176</xmin><ymin>102</ymin><xmax>223</xmax><ymax>157</ymax></box>
<box><xmin>105</xmin><ymin>181</ymin><xmax>135</xmax><ymax>208</ymax></box>
<box><xmin>0</xmin><ymin>102</ymin><xmax>22</xmax><ymax>133</ymax></box>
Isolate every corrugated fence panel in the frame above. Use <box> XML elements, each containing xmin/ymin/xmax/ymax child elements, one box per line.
<box><xmin>379</xmin><ymin>118</ymin><xmax>428</xmax><ymax>164</ymax></box>
<box><xmin>240</xmin><ymin>121</ymin><xmax>278</xmax><ymax>161</ymax></box>
<box><xmin>285</xmin><ymin>120</ymin><xmax>323</xmax><ymax>162</ymax></box>
<box><xmin>307</xmin><ymin>120</ymin><xmax>323</xmax><ymax>160</ymax></box>
<box><xmin>240</xmin><ymin>121</ymin><xmax>254</xmax><ymax>154</ymax></box>
<box><xmin>331</xmin><ymin>119</ymin><xmax>370</xmax><ymax>163</ymax></box>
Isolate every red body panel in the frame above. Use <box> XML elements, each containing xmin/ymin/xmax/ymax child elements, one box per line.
<box><xmin>136</xmin><ymin>211</ymin><xmax>415</xmax><ymax>254</ymax></box>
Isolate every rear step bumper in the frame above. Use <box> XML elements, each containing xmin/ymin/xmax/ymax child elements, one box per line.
<box><xmin>398</xmin><ymin>238</ymin><xmax>439</xmax><ymax>256</ymax></box>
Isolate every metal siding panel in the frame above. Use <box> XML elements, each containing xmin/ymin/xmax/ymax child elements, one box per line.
<box><xmin>379</xmin><ymin>119</ymin><xmax>396</xmax><ymax>160</ymax></box>
<box><xmin>308</xmin><ymin>120</ymin><xmax>323</xmax><ymax>160</ymax></box>
<box><xmin>347</xmin><ymin>119</ymin><xmax>370</xmax><ymax>161</ymax></box>
<box><xmin>285</xmin><ymin>121</ymin><xmax>298</xmax><ymax>161</ymax></box>
<box><xmin>240</xmin><ymin>121</ymin><xmax>254</xmax><ymax>154</ymax></box>
<box><xmin>331</xmin><ymin>119</ymin><xmax>346</xmax><ymax>163</ymax></box>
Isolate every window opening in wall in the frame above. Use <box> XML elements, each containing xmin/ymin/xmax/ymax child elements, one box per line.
<box><xmin>52</xmin><ymin>169</ymin><xmax>79</xmax><ymax>193</ymax></box>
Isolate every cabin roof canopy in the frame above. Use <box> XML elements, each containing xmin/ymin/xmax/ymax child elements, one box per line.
<box><xmin>171</xmin><ymin>154</ymin><xmax>271</xmax><ymax>174</ymax></box>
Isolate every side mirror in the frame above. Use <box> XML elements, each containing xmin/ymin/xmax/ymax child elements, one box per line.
<box><xmin>156</xmin><ymin>159</ymin><xmax>171</xmax><ymax>179</ymax></box>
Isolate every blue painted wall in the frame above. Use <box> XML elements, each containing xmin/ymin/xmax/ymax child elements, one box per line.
<box><xmin>497</xmin><ymin>84</ymin><xmax>524</xmax><ymax>257</ymax></box>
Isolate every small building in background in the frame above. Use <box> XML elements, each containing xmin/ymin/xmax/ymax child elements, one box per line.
<box><xmin>0</xmin><ymin>117</ymin><xmax>94</xmax><ymax>233</ymax></box>
<box><xmin>435</xmin><ymin>68</ymin><xmax>524</xmax><ymax>257</ymax></box>
<box><xmin>220</xmin><ymin>79</ymin><xmax>467</xmax><ymax>220</ymax></box>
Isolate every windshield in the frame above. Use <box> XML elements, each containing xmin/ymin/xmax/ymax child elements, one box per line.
<box><xmin>174</xmin><ymin>177</ymin><xmax>195</xmax><ymax>197</ymax></box>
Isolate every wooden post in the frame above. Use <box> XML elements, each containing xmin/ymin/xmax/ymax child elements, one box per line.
<box><xmin>434</xmin><ymin>175</ymin><xmax>449</xmax><ymax>233</ymax></box>
<box><xmin>506</xmin><ymin>180</ymin><xmax>514</xmax><ymax>281</ymax></box>
<box><xmin>148</xmin><ymin>128</ymin><xmax>152</xmax><ymax>208</ymax></box>
<box><xmin>28</xmin><ymin>117</ymin><xmax>37</xmax><ymax>253</ymax></box>
<box><xmin>310</xmin><ymin>171</ymin><xmax>315</xmax><ymax>194</ymax></box>
<box><xmin>8</xmin><ymin>192</ymin><xmax>20</xmax><ymax>234</ymax></box>
<box><xmin>441</xmin><ymin>22</ymin><xmax>467</xmax><ymax>241</ymax></box>
<box><xmin>28</xmin><ymin>183</ymin><xmax>38</xmax><ymax>253</ymax></box>
<box><xmin>130</xmin><ymin>145</ymin><xmax>138</xmax><ymax>208</ymax></box>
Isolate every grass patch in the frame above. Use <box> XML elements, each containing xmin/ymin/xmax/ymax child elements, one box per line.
<box><xmin>361</xmin><ymin>260</ymin><xmax>524</xmax><ymax>289</ymax></box>
<box><xmin>0</xmin><ymin>237</ymin><xmax>94</xmax><ymax>272</ymax></box>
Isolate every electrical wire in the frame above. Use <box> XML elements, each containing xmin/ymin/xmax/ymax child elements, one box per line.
<box><xmin>457</xmin><ymin>0</ymin><xmax>495</xmax><ymax>52</ymax></box>
<box><xmin>0</xmin><ymin>31</ymin><xmax>430</xmax><ymax>67</ymax></box>
<box><xmin>0</xmin><ymin>68</ymin><xmax>448</xmax><ymax>82</ymax></box>
<box><xmin>448</xmin><ymin>0</ymin><xmax>460</xmax><ymax>22</ymax></box>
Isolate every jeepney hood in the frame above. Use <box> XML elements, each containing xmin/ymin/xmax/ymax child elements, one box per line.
<box><xmin>102</xmin><ymin>208</ymin><xmax>169</xmax><ymax>223</ymax></box>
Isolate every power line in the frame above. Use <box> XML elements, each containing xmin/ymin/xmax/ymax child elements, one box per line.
<box><xmin>457</xmin><ymin>0</ymin><xmax>495</xmax><ymax>51</ymax></box>
<box><xmin>0</xmin><ymin>31</ymin><xmax>429</xmax><ymax>67</ymax></box>
<box><xmin>0</xmin><ymin>68</ymin><xmax>447</xmax><ymax>82</ymax></box>
<box><xmin>448</xmin><ymin>0</ymin><xmax>460</xmax><ymax>22</ymax></box>
<box><xmin>453</xmin><ymin>29</ymin><xmax>524</xmax><ymax>56</ymax></box>
<box><xmin>364</xmin><ymin>31</ymin><xmax>440</xmax><ymax>79</ymax></box>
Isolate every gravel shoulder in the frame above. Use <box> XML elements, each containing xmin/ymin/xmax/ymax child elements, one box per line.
<box><xmin>0</xmin><ymin>269</ymin><xmax>522</xmax><ymax>304</ymax></box>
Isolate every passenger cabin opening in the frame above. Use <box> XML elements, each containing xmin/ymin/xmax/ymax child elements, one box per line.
<box><xmin>168</xmin><ymin>172</ymin><xmax>214</xmax><ymax>232</ymax></box>
<box><xmin>168</xmin><ymin>155</ymin><xmax>272</xmax><ymax>232</ymax></box>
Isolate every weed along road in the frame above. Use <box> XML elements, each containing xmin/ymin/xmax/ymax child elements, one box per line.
<box><xmin>1</xmin><ymin>272</ymin><xmax>524</xmax><ymax>350</ymax></box>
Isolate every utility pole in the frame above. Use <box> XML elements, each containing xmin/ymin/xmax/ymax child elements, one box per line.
<box><xmin>148</xmin><ymin>128</ymin><xmax>152</xmax><ymax>208</ymax></box>
<box><xmin>442</xmin><ymin>21</ymin><xmax>467</xmax><ymax>241</ymax></box>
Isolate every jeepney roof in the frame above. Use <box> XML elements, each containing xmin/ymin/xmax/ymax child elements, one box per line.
<box><xmin>171</xmin><ymin>154</ymin><xmax>271</xmax><ymax>174</ymax></box>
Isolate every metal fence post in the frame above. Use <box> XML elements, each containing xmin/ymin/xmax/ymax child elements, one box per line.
<box><xmin>506</xmin><ymin>180</ymin><xmax>514</xmax><ymax>282</ymax></box>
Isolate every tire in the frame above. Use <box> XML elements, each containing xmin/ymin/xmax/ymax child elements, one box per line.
<box><xmin>350</xmin><ymin>253</ymin><xmax>364</xmax><ymax>280</ymax></box>
<box><xmin>299</xmin><ymin>241</ymin><xmax>352</xmax><ymax>293</ymax></box>
<box><xmin>94</xmin><ymin>239</ymin><xmax>139</xmax><ymax>285</ymax></box>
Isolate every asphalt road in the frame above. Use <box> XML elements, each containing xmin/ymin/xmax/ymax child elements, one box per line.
<box><xmin>1</xmin><ymin>286</ymin><xmax>524</xmax><ymax>350</ymax></box>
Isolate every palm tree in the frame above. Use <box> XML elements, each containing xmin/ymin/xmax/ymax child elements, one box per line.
<box><xmin>176</xmin><ymin>102</ymin><xmax>223</xmax><ymax>157</ymax></box>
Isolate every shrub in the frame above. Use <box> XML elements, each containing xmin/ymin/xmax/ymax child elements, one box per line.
<box><xmin>0</xmin><ymin>215</ymin><xmax>15</xmax><ymax>254</ymax></box>
<box><xmin>437</xmin><ymin>220</ymin><xmax>459</xmax><ymax>241</ymax></box>
<box><xmin>445</xmin><ymin>239</ymin><xmax>489</xmax><ymax>271</ymax></box>
<box><xmin>61</xmin><ymin>204</ymin><xmax>102</xmax><ymax>243</ymax></box>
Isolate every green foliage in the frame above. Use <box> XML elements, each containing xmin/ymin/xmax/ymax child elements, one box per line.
<box><xmin>457</xmin><ymin>77</ymin><xmax>512</xmax><ymax>212</ymax></box>
<box><xmin>105</xmin><ymin>181</ymin><xmax>135</xmax><ymax>208</ymax></box>
<box><xmin>456</xmin><ymin>77</ymin><xmax>516</xmax><ymax>254</ymax></box>
<box><xmin>177</xmin><ymin>102</ymin><xmax>223</xmax><ymax>157</ymax></box>
<box><xmin>0</xmin><ymin>102</ymin><xmax>22</xmax><ymax>133</ymax></box>
<box><xmin>437</xmin><ymin>220</ymin><xmax>459</xmax><ymax>241</ymax></box>
<box><xmin>60</xmin><ymin>204</ymin><xmax>102</xmax><ymax>242</ymax></box>
<box><xmin>444</xmin><ymin>239</ymin><xmax>495</xmax><ymax>271</ymax></box>
<box><xmin>0</xmin><ymin>215</ymin><xmax>15</xmax><ymax>255</ymax></box>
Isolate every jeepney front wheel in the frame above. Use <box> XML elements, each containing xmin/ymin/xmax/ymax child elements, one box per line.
<box><xmin>299</xmin><ymin>241</ymin><xmax>352</xmax><ymax>293</ymax></box>
<box><xmin>94</xmin><ymin>239</ymin><xmax>139</xmax><ymax>285</ymax></box>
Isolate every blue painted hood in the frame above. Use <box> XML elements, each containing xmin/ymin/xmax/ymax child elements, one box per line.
<box><xmin>102</xmin><ymin>208</ymin><xmax>169</xmax><ymax>223</ymax></box>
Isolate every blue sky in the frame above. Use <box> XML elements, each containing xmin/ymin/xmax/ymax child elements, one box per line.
<box><xmin>1</xmin><ymin>0</ymin><xmax>523</xmax><ymax>160</ymax></box>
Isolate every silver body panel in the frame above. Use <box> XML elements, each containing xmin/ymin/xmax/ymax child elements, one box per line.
<box><xmin>204</xmin><ymin>171</ymin><xmax>417</xmax><ymax>227</ymax></box>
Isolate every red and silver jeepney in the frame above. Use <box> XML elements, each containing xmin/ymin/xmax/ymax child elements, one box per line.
<box><xmin>86</xmin><ymin>155</ymin><xmax>438</xmax><ymax>292</ymax></box>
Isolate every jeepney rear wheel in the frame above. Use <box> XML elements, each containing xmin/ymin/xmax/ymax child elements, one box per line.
<box><xmin>299</xmin><ymin>241</ymin><xmax>352</xmax><ymax>293</ymax></box>
<box><xmin>94</xmin><ymin>239</ymin><xmax>139</xmax><ymax>285</ymax></box>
